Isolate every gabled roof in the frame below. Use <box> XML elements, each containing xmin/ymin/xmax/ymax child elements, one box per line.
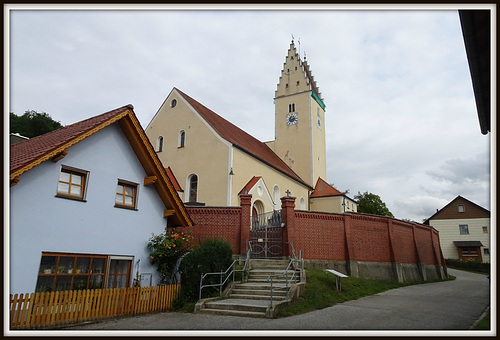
<box><xmin>175</xmin><ymin>88</ymin><xmax>311</xmax><ymax>189</ymax></box>
<box><xmin>239</xmin><ymin>176</ymin><xmax>262</xmax><ymax>195</ymax></box>
<box><xmin>310</xmin><ymin>177</ymin><xmax>344</xmax><ymax>198</ymax></box>
<box><xmin>165</xmin><ymin>166</ymin><xmax>183</xmax><ymax>192</ymax></box>
<box><xmin>10</xmin><ymin>105</ymin><xmax>193</xmax><ymax>227</ymax></box>
<box><xmin>424</xmin><ymin>195</ymin><xmax>490</xmax><ymax>223</ymax></box>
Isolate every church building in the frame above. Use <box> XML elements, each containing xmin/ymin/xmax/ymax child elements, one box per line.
<box><xmin>145</xmin><ymin>40</ymin><xmax>357</xmax><ymax>216</ymax></box>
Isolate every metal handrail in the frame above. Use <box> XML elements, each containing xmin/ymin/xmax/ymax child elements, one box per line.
<box><xmin>198</xmin><ymin>242</ymin><xmax>252</xmax><ymax>300</ymax></box>
<box><xmin>266</xmin><ymin>254</ymin><xmax>302</xmax><ymax>307</ymax></box>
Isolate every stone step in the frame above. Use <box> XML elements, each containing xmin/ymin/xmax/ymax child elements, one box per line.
<box><xmin>249</xmin><ymin>259</ymin><xmax>290</xmax><ymax>270</ymax></box>
<box><xmin>231</xmin><ymin>288</ymin><xmax>287</xmax><ymax>296</ymax></box>
<box><xmin>203</xmin><ymin>298</ymin><xmax>269</xmax><ymax>314</ymax></box>
<box><xmin>228</xmin><ymin>293</ymin><xmax>286</xmax><ymax>301</ymax></box>
<box><xmin>199</xmin><ymin>308</ymin><xmax>267</xmax><ymax>318</ymax></box>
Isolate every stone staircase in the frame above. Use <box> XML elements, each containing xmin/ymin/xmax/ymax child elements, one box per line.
<box><xmin>195</xmin><ymin>258</ymin><xmax>304</xmax><ymax>318</ymax></box>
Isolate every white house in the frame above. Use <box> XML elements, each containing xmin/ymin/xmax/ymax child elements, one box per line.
<box><xmin>9</xmin><ymin>105</ymin><xmax>192</xmax><ymax>295</ymax></box>
<box><xmin>424</xmin><ymin>195</ymin><xmax>490</xmax><ymax>263</ymax></box>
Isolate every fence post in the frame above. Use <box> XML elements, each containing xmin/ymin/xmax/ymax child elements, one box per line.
<box><xmin>281</xmin><ymin>195</ymin><xmax>296</xmax><ymax>257</ymax></box>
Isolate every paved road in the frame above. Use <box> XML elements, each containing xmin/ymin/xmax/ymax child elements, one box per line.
<box><xmin>64</xmin><ymin>269</ymin><xmax>490</xmax><ymax>332</ymax></box>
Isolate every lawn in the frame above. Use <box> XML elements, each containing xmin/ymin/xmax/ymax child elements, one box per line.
<box><xmin>276</xmin><ymin>268</ymin><xmax>453</xmax><ymax>317</ymax></box>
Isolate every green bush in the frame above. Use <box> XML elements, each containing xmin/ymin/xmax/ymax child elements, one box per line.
<box><xmin>147</xmin><ymin>229</ymin><xmax>192</xmax><ymax>282</ymax></box>
<box><xmin>177</xmin><ymin>238</ymin><xmax>234</xmax><ymax>303</ymax></box>
<box><xmin>445</xmin><ymin>258</ymin><xmax>490</xmax><ymax>273</ymax></box>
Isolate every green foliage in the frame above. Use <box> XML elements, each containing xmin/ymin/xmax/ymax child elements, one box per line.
<box><xmin>147</xmin><ymin>229</ymin><xmax>192</xmax><ymax>282</ymax></box>
<box><xmin>354</xmin><ymin>191</ymin><xmax>394</xmax><ymax>217</ymax></box>
<box><xmin>176</xmin><ymin>238</ymin><xmax>234</xmax><ymax>303</ymax></box>
<box><xmin>445</xmin><ymin>258</ymin><xmax>490</xmax><ymax>274</ymax></box>
<box><xmin>10</xmin><ymin>110</ymin><xmax>63</xmax><ymax>138</ymax></box>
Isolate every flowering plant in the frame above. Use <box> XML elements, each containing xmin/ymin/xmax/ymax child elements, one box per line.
<box><xmin>147</xmin><ymin>229</ymin><xmax>192</xmax><ymax>282</ymax></box>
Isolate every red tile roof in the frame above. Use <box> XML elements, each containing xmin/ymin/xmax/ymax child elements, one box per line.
<box><xmin>175</xmin><ymin>88</ymin><xmax>310</xmax><ymax>188</ymax></box>
<box><xmin>165</xmin><ymin>166</ymin><xmax>183</xmax><ymax>192</ymax></box>
<box><xmin>239</xmin><ymin>176</ymin><xmax>262</xmax><ymax>195</ymax></box>
<box><xmin>10</xmin><ymin>104</ymin><xmax>193</xmax><ymax>227</ymax></box>
<box><xmin>10</xmin><ymin>105</ymin><xmax>132</xmax><ymax>177</ymax></box>
<box><xmin>310</xmin><ymin>177</ymin><xmax>344</xmax><ymax>198</ymax></box>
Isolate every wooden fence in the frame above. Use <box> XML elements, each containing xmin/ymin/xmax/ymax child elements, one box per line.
<box><xmin>10</xmin><ymin>284</ymin><xmax>180</xmax><ymax>330</ymax></box>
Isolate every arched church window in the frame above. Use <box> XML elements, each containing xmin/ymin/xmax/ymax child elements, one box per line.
<box><xmin>288</xmin><ymin>103</ymin><xmax>295</xmax><ymax>113</ymax></box>
<box><xmin>179</xmin><ymin>130</ymin><xmax>186</xmax><ymax>148</ymax></box>
<box><xmin>300</xmin><ymin>197</ymin><xmax>306</xmax><ymax>210</ymax></box>
<box><xmin>273</xmin><ymin>185</ymin><xmax>280</xmax><ymax>207</ymax></box>
<box><xmin>187</xmin><ymin>174</ymin><xmax>198</xmax><ymax>203</ymax></box>
<box><xmin>156</xmin><ymin>136</ymin><xmax>163</xmax><ymax>152</ymax></box>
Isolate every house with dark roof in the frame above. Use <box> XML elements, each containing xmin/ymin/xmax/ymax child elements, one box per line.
<box><xmin>145</xmin><ymin>40</ymin><xmax>354</xmax><ymax>216</ymax></box>
<box><xmin>424</xmin><ymin>195</ymin><xmax>490</xmax><ymax>263</ymax></box>
<box><xmin>9</xmin><ymin>105</ymin><xmax>192</xmax><ymax>295</ymax></box>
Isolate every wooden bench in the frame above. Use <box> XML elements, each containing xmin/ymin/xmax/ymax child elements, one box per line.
<box><xmin>325</xmin><ymin>269</ymin><xmax>349</xmax><ymax>291</ymax></box>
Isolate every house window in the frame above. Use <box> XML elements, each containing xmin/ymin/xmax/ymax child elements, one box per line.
<box><xmin>188</xmin><ymin>174</ymin><xmax>198</xmax><ymax>203</ymax></box>
<box><xmin>459</xmin><ymin>224</ymin><xmax>469</xmax><ymax>235</ymax></box>
<box><xmin>156</xmin><ymin>136</ymin><xmax>163</xmax><ymax>152</ymax></box>
<box><xmin>35</xmin><ymin>253</ymin><xmax>108</xmax><ymax>292</ymax></box>
<box><xmin>179</xmin><ymin>130</ymin><xmax>186</xmax><ymax>148</ymax></box>
<box><xmin>484</xmin><ymin>248</ymin><xmax>489</xmax><ymax>255</ymax></box>
<box><xmin>56</xmin><ymin>166</ymin><xmax>88</xmax><ymax>201</ymax></box>
<box><xmin>288</xmin><ymin>103</ymin><xmax>295</xmax><ymax>113</ymax></box>
<box><xmin>482</xmin><ymin>226</ymin><xmax>488</xmax><ymax>233</ymax></box>
<box><xmin>115</xmin><ymin>180</ymin><xmax>138</xmax><ymax>209</ymax></box>
<box><xmin>458</xmin><ymin>204</ymin><xmax>465</xmax><ymax>212</ymax></box>
<box><xmin>107</xmin><ymin>257</ymin><xmax>133</xmax><ymax>289</ymax></box>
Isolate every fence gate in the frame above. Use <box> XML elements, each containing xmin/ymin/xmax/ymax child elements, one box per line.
<box><xmin>249</xmin><ymin>210</ymin><xmax>284</xmax><ymax>258</ymax></box>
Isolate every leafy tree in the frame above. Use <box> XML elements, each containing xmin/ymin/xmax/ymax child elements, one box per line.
<box><xmin>354</xmin><ymin>191</ymin><xmax>394</xmax><ymax>218</ymax></box>
<box><xmin>10</xmin><ymin>110</ymin><xmax>63</xmax><ymax>138</ymax></box>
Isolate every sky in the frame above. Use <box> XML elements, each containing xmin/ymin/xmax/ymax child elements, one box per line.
<box><xmin>6</xmin><ymin>4</ymin><xmax>493</xmax><ymax>222</ymax></box>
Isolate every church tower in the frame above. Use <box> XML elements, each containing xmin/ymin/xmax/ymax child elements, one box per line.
<box><xmin>269</xmin><ymin>40</ymin><xmax>327</xmax><ymax>188</ymax></box>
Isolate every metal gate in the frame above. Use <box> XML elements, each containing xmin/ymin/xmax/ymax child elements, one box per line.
<box><xmin>249</xmin><ymin>210</ymin><xmax>284</xmax><ymax>258</ymax></box>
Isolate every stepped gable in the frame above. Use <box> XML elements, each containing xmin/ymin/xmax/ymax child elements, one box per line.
<box><xmin>175</xmin><ymin>88</ymin><xmax>310</xmax><ymax>188</ymax></box>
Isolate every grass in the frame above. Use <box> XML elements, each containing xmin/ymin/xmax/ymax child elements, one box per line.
<box><xmin>276</xmin><ymin>268</ymin><xmax>453</xmax><ymax>317</ymax></box>
<box><xmin>473</xmin><ymin>310</ymin><xmax>490</xmax><ymax>330</ymax></box>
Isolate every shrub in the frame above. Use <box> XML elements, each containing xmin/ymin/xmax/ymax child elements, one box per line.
<box><xmin>177</xmin><ymin>238</ymin><xmax>234</xmax><ymax>303</ymax></box>
<box><xmin>445</xmin><ymin>258</ymin><xmax>490</xmax><ymax>273</ymax></box>
<box><xmin>147</xmin><ymin>229</ymin><xmax>192</xmax><ymax>282</ymax></box>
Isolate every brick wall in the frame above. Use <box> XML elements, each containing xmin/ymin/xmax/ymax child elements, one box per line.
<box><xmin>169</xmin><ymin>195</ymin><xmax>444</xmax><ymax>269</ymax></box>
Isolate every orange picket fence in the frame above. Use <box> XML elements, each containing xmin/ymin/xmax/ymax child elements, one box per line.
<box><xmin>10</xmin><ymin>284</ymin><xmax>180</xmax><ymax>330</ymax></box>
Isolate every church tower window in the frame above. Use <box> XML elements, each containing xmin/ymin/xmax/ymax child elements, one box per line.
<box><xmin>288</xmin><ymin>103</ymin><xmax>295</xmax><ymax>112</ymax></box>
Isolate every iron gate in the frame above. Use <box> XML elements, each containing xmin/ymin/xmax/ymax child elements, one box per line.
<box><xmin>249</xmin><ymin>210</ymin><xmax>284</xmax><ymax>258</ymax></box>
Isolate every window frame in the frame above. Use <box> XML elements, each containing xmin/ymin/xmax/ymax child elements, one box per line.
<box><xmin>458</xmin><ymin>204</ymin><xmax>465</xmax><ymax>213</ymax></box>
<box><xmin>114</xmin><ymin>179</ymin><xmax>139</xmax><ymax>210</ymax></box>
<box><xmin>482</xmin><ymin>226</ymin><xmax>488</xmax><ymax>233</ymax></box>
<box><xmin>188</xmin><ymin>174</ymin><xmax>198</xmax><ymax>203</ymax></box>
<box><xmin>156</xmin><ymin>136</ymin><xmax>164</xmax><ymax>152</ymax></box>
<box><xmin>178</xmin><ymin>130</ymin><xmax>186</xmax><ymax>148</ymax></box>
<box><xmin>459</xmin><ymin>224</ymin><xmax>469</xmax><ymax>235</ymax></box>
<box><xmin>35</xmin><ymin>252</ymin><xmax>108</xmax><ymax>292</ymax></box>
<box><xmin>56</xmin><ymin>166</ymin><xmax>89</xmax><ymax>202</ymax></box>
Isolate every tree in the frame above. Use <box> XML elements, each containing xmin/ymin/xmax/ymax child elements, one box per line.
<box><xmin>354</xmin><ymin>191</ymin><xmax>394</xmax><ymax>217</ymax></box>
<box><xmin>10</xmin><ymin>110</ymin><xmax>63</xmax><ymax>138</ymax></box>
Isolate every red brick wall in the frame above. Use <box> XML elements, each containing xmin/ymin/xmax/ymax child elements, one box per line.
<box><xmin>168</xmin><ymin>196</ymin><xmax>443</xmax><ymax>267</ymax></box>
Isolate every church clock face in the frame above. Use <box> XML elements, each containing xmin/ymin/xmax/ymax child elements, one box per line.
<box><xmin>286</xmin><ymin>112</ymin><xmax>298</xmax><ymax>126</ymax></box>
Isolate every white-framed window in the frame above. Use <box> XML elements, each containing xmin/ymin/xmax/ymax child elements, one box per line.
<box><xmin>273</xmin><ymin>185</ymin><xmax>280</xmax><ymax>206</ymax></box>
<box><xmin>458</xmin><ymin>204</ymin><xmax>465</xmax><ymax>213</ymax></box>
<box><xmin>482</xmin><ymin>226</ymin><xmax>488</xmax><ymax>233</ymax></box>
<box><xmin>178</xmin><ymin>130</ymin><xmax>186</xmax><ymax>148</ymax></box>
<box><xmin>156</xmin><ymin>136</ymin><xmax>163</xmax><ymax>152</ymax></box>
<box><xmin>187</xmin><ymin>174</ymin><xmax>198</xmax><ymax>203</ymax></box>
<box><xmin>56</xmin><ymin>166</ymin><xmax>89</xmax><ymax>201</ymax></box>
<box><xmin>459</xmin><ymin>224</ymin><xmax>469</xmax><ymax>235</ymax></box>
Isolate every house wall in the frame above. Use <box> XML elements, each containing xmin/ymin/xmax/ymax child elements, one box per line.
<box><xmin>9</xmin><ymin>124</ymin><xmax>169</xmax><ymax>295</ymax></box>
<box><xmin>309</xmin><ymin>196</ymin><xmax>358</xmax><ymax>214</ymax></box>
<box><xmin>429</xmin><ymin>218</ymin><xmax>490</xmax><ymax>263</ymax></box>
<box><xmin>146</xmin><ymin>90</ymin><xmax>231</xmax><ymax>206</ymax></box>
